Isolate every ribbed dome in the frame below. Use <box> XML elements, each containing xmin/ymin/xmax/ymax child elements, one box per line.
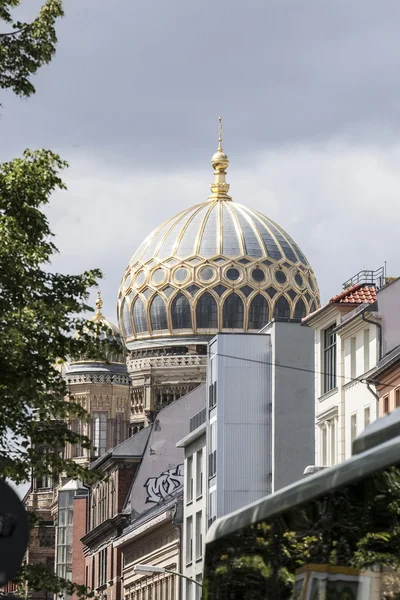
<box><xmin>118</xmin><ymin>129</ymin><xmax>320</xmax><ymax>347</ymax></box>
<box><xmin>73</xmin><ymin>291</ymin><xmax>126</xmax><ymax>364</ymax></box>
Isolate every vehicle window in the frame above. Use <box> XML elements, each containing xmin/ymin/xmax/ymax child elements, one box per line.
<box><xmin>204</xmin><ymin>464</ymin><xmax>400</xmax><ymax>599</ymax></box>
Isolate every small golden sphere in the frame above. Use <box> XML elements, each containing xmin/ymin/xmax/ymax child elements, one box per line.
<box><xmin>211</xmin><ymin>149</ymin><xmax>229</xmax><ymax>172</ymax></box>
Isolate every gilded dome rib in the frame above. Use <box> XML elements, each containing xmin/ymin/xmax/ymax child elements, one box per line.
<box><xmin>174</xmin><ymin>203</ymin><xmax>209</xmax><ymax>257</ymax></box>
<box><xmin>240</xmin><ymin>206</ymin><xmax>283</xmax><ymax>260</ymax></box>
<box><xmin>195</xmin><ymin>201</ymin><xmax>216</xmax><ymax>256</ymax></box>
<box><xmin>233</xmin><ymin>204</ymin><xmax>265</xmax><ymax>258</ymax></box>
<box><xmin>225</xmin><ymin>202</ymin><xmax>246</xmax><ymax>256</ymax></box>
<box><xmin>153</xmin><ymin>206</ymin><xmax>198</xmax><ymax>260</ymax></box>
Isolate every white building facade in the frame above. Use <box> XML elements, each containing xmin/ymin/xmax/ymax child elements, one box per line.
<box><xmin>303</xmin><ymin>269</ymin><xmax>400</xmax><ymax>467</ymax></box>
<box><xmin>176</xmin><ymin>411</ymin><xmax>206</xmax><ymax>600</ymax></box>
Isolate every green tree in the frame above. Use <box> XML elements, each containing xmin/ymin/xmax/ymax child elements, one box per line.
<box><xmin>0</xmin><ymin>0</ymin><xmax>64</xmax><ymax>97</ymax></box>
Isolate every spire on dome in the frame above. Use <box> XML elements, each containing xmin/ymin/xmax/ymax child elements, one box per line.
<box><xmin>95</xmin><ymin>289</ymin><xmax>103</xmax><ymax>317</ymax></box>
<box><xmin>209</xmin><ymin>116</ymin><xmax>232</xmax><ymax>201</ymax></box>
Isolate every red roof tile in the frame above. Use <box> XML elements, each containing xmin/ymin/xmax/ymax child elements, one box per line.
<box><xmin>329</xmin><ymin>283</ymin><xmax>376</xmax><ymax>305</ymax></box>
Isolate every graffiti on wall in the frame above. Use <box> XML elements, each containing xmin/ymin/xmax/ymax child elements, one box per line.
<box><xmin>144</xmin><ymin>464</ymin><xmax>184</xmax><ymax>504</ymax></box>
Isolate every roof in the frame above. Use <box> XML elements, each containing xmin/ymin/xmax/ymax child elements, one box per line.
<box><xmin>368</xmin><ymin>344</ymin><xmax>400</xmax><ymax>382</ymax></box>
<box><xmin>330</xmin><ymin>283</ymin><xmax>376</xmax><ymax>305</ymax></box>
<box><xmin>302</xmin><ymin>283</ymin><xmax>377</xmax><ymax>325</ymax></box>
<box><xmin>90</xmin><ymin>426</ymin><xmax>151</xmax><ymax>470</ymax></box>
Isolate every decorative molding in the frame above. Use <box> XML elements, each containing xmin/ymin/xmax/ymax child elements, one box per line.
<box><xmin>66</xmin><ymin>373</ymin><xmax>130</xmax><ymax>385</ymax></box>
<box><xmin>316</xmin><ymin>405</ymin><xmax>339</xmax><ymax>424</ymax></box>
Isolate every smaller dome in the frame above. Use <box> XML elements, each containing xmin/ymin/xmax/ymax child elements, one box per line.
<box><xmin>73</xmin><ymin>291</ymin><xmax>126</xmax><ymax>364</ymax></box>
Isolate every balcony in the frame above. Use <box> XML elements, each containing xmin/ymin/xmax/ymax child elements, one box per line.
<box><xmin>190</xmin><ymin>408</ymin><xmax>207</xmax><ymax>433</ymax></box>
<box><xmin>342</xmin><ymin>266</ymin><xmax>385</xmax><ymax>290</ymax></box>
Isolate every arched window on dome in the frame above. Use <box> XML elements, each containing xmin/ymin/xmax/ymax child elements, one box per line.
<box><xmin>196</xmin><ymin>292</ymin><xmax>218</xmax><ymax>329</ymax></box>
<box><xmin>121</xmin><ymin>300</ymin><xmax>133</xmax><ymax>336</ymax></box>
<box><xmin>133</xmin><ymin>298</ymin><xmax>148</xmax><ymax>333</ymax></box>
<box><xmin>273</xmin><ymin>295</ymin><xmax>290</xmax><ymax>320</ymax></box>
<box><xmin>150</xmin><ymin>295</ymin><xmax>168</xmax><ymax>331</ymax></box>
<box><xmin>248</xmin><ymin>295</ymin><xmax>269</xmax><ymax>330</ymax></box>
<box><xmin>223</xmin><ymin>293</ymin><xmax>244</xmax><ymax>329</ymax></box>
<box><xmin>294</xmin><ymin>298</ymin><xmax>307</xmax><ymax>320</ymax></box>
<box><xmin>310</xmin><ymin>300</ymin><xmax>317</xmax><ymax>313</ymax></box>
<box><xmin>171</xmin><ymin>293</ymin><xmax>192</xmax><ymax>329</ymax></box>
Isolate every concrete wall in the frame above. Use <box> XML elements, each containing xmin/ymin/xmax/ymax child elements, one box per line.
<box><xmin>271</xmin><ymin>321</ymin><xmax>315</xmax><ymax>491</ymax></box>
<box><xmin>378</xmin><ymin>278</ymin><xmax>400</xmax><ymax>356</ymax></box>
<box><xmin>210</xmin><ymin>333</ymin><xmax>272</xmax><ymax>517</ymax></box>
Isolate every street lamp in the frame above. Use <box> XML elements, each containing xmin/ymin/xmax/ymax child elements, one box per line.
<box><xmin>134</xmin><ymin>564</ymin><xmax>203</xmax><ymax>588</ymax></box>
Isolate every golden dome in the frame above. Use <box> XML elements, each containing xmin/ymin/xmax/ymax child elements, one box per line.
<box><xmin>73</xmin><ymin>290</ymin><xmax>125</xmax><ymax>363</ymax></box>
<box><xmin>117</xmin><ymin>122</ymin><xmax>320</xmax><ymax>346</ymax></box>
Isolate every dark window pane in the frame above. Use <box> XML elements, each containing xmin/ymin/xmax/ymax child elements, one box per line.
<box><xmin>294</xmin><ymin>298</ymin><xmax>307</xmax><ymax>320</ymax></box>
<box><xmin>121</xmin><ymin>300</ymin><xmax>133</xmax><ymax>336</ymax></box>
<box><xmin>172</xmin><ymin>293</ymin><xmax>192</xmax><ymax>329</ymax></box>
<box><xmin>133</xmin><ymin>298</ymin><xmax>148</xmax><ymax>333</ymax></box>
<box><xmin>273</xmin><ymin>296</ymin><xmax>290</xmax><ymax>319</ymax></box>
<box><xmin>252</xmin><ymin>268</ymin><xmax>265</xmax><ymax>282</ymax></box>
<box><xmin>248</xmin><ymin>295</ymin><xmax>269</xmax><ymax>329</ymax></box>
<box><xmin>196</xmin><ymin>292</ymin><xmax>218</xmax><ymax>329</ymax></box>
<box><xmin>150</xmin><ymin>295</ymin><xmax>168</xmax><ymax>330</ymax></box>
<box><xmin>223</xmin><ymin>293</ymin><xmax>244</xmax><ymax>328</ymax></box>
<box><xmin>226</xmin><ymin>268</ymin><xmax>240</xmax><ymax>281</ymax></box>
<box><xmin>275</xmin><ymin>270</ymin><xmax>287</xmax><ymax>284</ymax></box>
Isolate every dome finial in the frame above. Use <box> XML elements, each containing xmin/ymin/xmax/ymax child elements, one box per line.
<box><xmin>209</xmin><ymin>116</ymin><xmax>232</xmax><ymax>201</ymax></box>
<box><xmin>95</xmin><ymin>289</ymin><xmax>103</xmax><ymax>315</ymax></box>
<box><xmin>218</xmin><ymin>115</ymin><xmax>223</xmax><ymax>151</ymax></box>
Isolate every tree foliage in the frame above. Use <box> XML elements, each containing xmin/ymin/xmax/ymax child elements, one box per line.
<box><xmin>205</xmin><ymin>466</ymin><xmax>400</xmax><ymax>600</ymax></box>
<box><xmin>0</xmin><ymin>0</ymin><xmax>64</xmax><ymax>97</ymax></box>
<box><xmin>0</xmin><ymin>148</ymin><xmax>103</xmax><ymax>485</ymax></box>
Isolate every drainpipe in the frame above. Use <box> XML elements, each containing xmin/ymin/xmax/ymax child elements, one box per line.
<box><xmin>362</xmin><ymin>312</ymin><xmax>382</xmax><ymax>413</ymax></box>
<box><xmin>172</xmin><ymin>501</ymin><xmax>183</xmax><ymax>600</ymax></box>
<box><xmin>362</xmin><ymin>311</ymin><xmax>382</xmax><ymax>360</ymax></box>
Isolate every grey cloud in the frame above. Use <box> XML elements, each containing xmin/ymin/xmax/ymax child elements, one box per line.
<box><xmin>3</xmin><ymin>0</ymin><xmax>400</xmax><ymax>167</ymax></box>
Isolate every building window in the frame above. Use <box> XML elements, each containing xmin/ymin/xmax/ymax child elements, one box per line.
<box><xmin>396</xmin><ymin>389</ymin><xmax>400</xmax><ymax>409</ymax></box>
<box><xmin>186</xmin><ymin>516</ymin><xmax>193</xmax><ymax>564</ymax></box>
<box><xmin>350</xmin><ymin>337</ymin><xmax>357</xmax><ymax>380</ymax></box>
<box><xmin>92</xmin><ymin>412</ymin><xmax>108</xmax><ymax>457</ymax></box>
<box><xmin>114</xmin><ymin>412</ymin><xmax>125</xmax><ymax>447</ymax></box>
<box><xmin>98</xmin><ymin>548</ymin><xmax>107</xmax><ymax>587</ymax></box>
<box><xmin>171</xmin><ymin>293</ymin><xmax>192</xmax><ymax>329</ymax></box>
<box><xmin>321</xmin><ymin>426</ymin><xmax>327</xmax><ymax>467</ymax></box>
<box><xmin>186</xmin><ymin>580</ymin><xmax>192</xmax><ymax>600</ymax></box>
<box><xmin>150</xmin><ymin>295</ymin><xmax>168</xmax><ymax>330</ymax></box>
<box><xmin>364</xmin><ymin>406</ymin><xmax>370</xmax><ymax>429</ymax></box>
<box><xmin>37</xmin><ymin>447</ymin><xmax>53</xmax><ymax>489</ymax></box>
<box><xmin>195</xmin><ymin>511</ymin><xmax>203</xmax><ymax>560</ymax></box>
<box><xmin>364</xmin><ymin>329</ymin><xmax>370</xmax><ymax>372</ymax></box>
<box><xmin>208</xmin><ymin>421</ymin><xmax>217</xmax><ymax>477</ymax></box>
<box><xmin>329</xmin><ymin>419</ymin><xmax>336</xmax><ymax>466</ymax></box>
<box><xmin>222</xmin><ymin>293</ymin><xmax>244</xmax><ymax>329</ymax></box>
<box><xmin>196</xmin><ymin>450</ymin><xmax>203</xmax><ymax>498</ymax></box>
<box><xmin>56</xmin><ymin>491</ymin><xmax>74</xmax><ymax>582</ymax></box>
<box><xmin>195</xmin><ymin>575</ymin><xmax>202</xmax><ymax>600</ymax></box>
<box><xmin>209</xmin><ymin>381</ymin><xmax>217</xmax><ymax>409</ymax></box>
<box><xmin>248</xmin><ymin>294</ymin><xmax>269</xmax><ymax>329</ymax></box>
<box><xmin>273</xmin><ymin>295</ymin><xmax>290</xmax><ymax>319</ymax></box>
<box><xmin>323</xmin><ymin>324</ymin><xmax>337</xmax><ymax>393</ymax></box>
<box><xmin>208</xmin><ymin>489</ymin><xmax>216</xmax><ymax>527</ymax></box>
<box><xmin>351</xmin><ymin>413</ymin><xmax>357</xmax><ymax>444</ymax></box>
<box><xmin>196</xmin><ymin>292</ymin><xmax>218</xmax><ymax>329</ymax></box>
<box><xmin>92</xmin><ymin>489</ymin><xmax>97</xmax><ymax>529</ymax></box>
<box><xmin>383</xmin><ymin>395</ymin><xmax>389</xmax><ymax>414</ymax></box>
<box><xmin>187</xmin><ymin>456</ymin><xmax>193</xmax><ymax>503</ymax></box>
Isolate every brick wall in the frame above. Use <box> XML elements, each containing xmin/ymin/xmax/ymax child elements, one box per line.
<box><xmin>72</xmin><ymin>496</ymin><xmax>88</xmax><ymax>600</ymax></box>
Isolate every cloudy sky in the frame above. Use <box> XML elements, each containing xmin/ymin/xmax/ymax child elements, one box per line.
<box><xmin>2</xmin><ymin>0</ymin><xmax>400</xmax><ymax>326</ymax></box>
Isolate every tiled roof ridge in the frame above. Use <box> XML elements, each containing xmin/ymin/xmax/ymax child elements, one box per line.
<box><xmin>329</xmin><ymin>283</ymin><xmax>377</xmax><ymax>305</ymax></box>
